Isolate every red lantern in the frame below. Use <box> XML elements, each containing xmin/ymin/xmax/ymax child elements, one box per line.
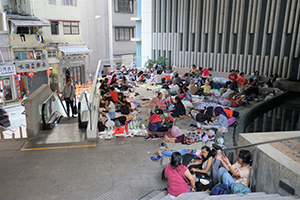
<box><xmin>22</xmin><ymin>72</ymin><xmax>25</xmax><ymax>76</ymax></box>
<box><xmin>46</xmin><ymin>70</ymin><xmax>52</xmax><ymax>75</ymax></box>
<box><xmin>28</xmin><ymin>72</ymin><xmax>34</xmax><ymax>78</ymax></box>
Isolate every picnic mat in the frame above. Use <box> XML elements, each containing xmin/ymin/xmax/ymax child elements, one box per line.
<box><xmin>140</xmin><ymin>83</ymin><xmax>162</xmax><ymax>90</ymax></box>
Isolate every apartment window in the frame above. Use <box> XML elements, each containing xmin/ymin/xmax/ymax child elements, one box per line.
<box><xmin>48</xmin><ymin>50</ymin><xmax>57</xmax><ymax>58</ymax></box>
<box><xmin>14</xmin><ymin>52</ymin><xmax>34</xmax><ymax>60</ymax></box>
<box><xmin>61</xmin><ymin>0</ymin><xmax>77</xmax><ymax>6</ymax></box>
<box><xmin>51</xmin><ymin>21</ymin><xmax>59</xmax><ymax>35</ymax></box>
<box><xmin>0</xmin><ymin>48</ymin><xmax>10</xmax><ymax>62</ymax></box>
<box><xmin>115</xmin><ymin>27</ymin><xmax>134</xmax><ymax>41</ymax></box>
<box><xmin>115</xmin><ymin>0</ymin><xmax>133</xmax><ymax>13</ymax></box>
<box><xmin>49</xmin><ymin>0</ymin><xmax>56</xmax><ymax>4</ymax></box>
<box><xmin>63</xmin><ymin>22</ymin><xmax>79</xmax><ymax>35</ymax></box>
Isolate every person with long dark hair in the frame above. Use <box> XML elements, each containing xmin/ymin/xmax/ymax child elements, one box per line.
<box><xmin>169</xmin><ymin>96</ymin><xmax>186</xmax><ymax>118</ymax></box>
<box><xmin>164</xmin><ymin>152</ymin><xmax>196</xmax><ymax>198</ymax></box>
<box><xmin>187</xmin><ymin>146</ymin><xmax>216</xmax><ymax>177</ymax></box>
<box><xmin>217</xmin><ymin>150</ymin><xmax>252</xmax><ymax>187</ymax></box>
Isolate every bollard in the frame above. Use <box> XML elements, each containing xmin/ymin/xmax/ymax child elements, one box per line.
<box><xmin>0</xmin><ymin>128</ymin><xmax>3</xmax><ymax>139</ymax></box>
<box><xmin>12</xmin><ymin>132</ymin><xmax>15</xmax><ymax>139</ymax></box>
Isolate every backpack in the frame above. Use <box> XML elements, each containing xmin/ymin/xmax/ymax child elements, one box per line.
<box><xmin>215</xmin><ymin>82</ymin><xmax>225</xmax><ymax>90</ymax></box>
<box><xmin>230</xmin><ymin>182</ymin><xmax>251</xmax><ymax>195</ymax></box>
<box><xmin>210</xmin><ymin>184</ymin><xmax>231</xmax><ymax>195</ymax></box>
<box><xmin>120</xmin><ymin>105</ymin><xmax>130</xmax><ymax>115</ymax></box>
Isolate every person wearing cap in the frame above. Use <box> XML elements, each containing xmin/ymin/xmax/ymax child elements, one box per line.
<box><xmin>121</xmin><ymin>64</ymin><xmax>127</xmax><ymax>74</ymax></box>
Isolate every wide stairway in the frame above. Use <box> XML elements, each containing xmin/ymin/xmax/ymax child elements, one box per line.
<box><xmin>149</xmin><ymin>191</ymin><xmax>298</xmax><ymax>200</ymax></box>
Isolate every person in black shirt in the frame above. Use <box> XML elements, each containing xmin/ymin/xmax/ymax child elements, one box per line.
<box><xmin>99</xmin><ymin>80</ymin><xmax>109</xmax><ymax>96</ymax></box>
<box><xmin>169</xmin><ymin>96</ymin><xmax>186</xmax><ymax>118</ymax></box>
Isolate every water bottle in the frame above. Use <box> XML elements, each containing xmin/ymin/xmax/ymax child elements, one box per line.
<box><xmin>139</xmin><ymin>117</ymin><xmax>143</xmax><ymax>128</ymax></box>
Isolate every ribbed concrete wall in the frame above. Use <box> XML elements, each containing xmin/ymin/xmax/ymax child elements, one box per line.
<box><xmin>151</xmin><ymin>0</ymin><xmax>300</xmax><ymax>79</ymax></box>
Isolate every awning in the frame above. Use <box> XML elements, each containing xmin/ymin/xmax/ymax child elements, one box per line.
<box><xmin>58</xmin><ymin>46</ymin><xmax>91</xmax><ymax>55</ymax></box>
<box><xmin>10</xmin><ymin>19</ymin><xmax>50</xmax><ymax>27</ymax></box>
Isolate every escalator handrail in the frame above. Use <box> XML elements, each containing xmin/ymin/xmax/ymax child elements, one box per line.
<box><xmin>78</xmin><ymin>92</ymin><xmax>90</xmax><ymax>125</ymax></box>
<box><xmin>41</xmin><ymin>92</ymin><xmax>68</xmax><ymax>128</ymax></box>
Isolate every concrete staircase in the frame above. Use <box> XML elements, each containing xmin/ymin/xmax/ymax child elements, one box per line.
<box><xmin>149</xmin><ymin>191</ymin><xmax>298</xmax><ymax>200</ymax></box>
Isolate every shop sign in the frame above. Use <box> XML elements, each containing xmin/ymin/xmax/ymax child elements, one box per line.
<box><xmin>15</xmin><ymin>60</ymin><xmax>49</xmax><ymax>73</ymax></box>
<box><xmin>59</xmin><ymin>57</ymin><xmax>85</xmax><ymax>67</ymax></box>
<box><xmin>0</xmin><ymin>65</ymin><xmax>16</xmax><ymax>76</ymax></box>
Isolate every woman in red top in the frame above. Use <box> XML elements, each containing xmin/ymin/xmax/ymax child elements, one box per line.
<box><xmin>164</xmin><ymin>152</ymin><xmax>196</xmax><ymax>198</ymax></box>
<box><xmin>103</xmin><ymin>86</ymin><xmax>118</xmax><ymax>103</ymax></box>
<box><xmin>237</xmin><ymin>72</ymin><xmax>247</xmax><ymax>85</ymax></box>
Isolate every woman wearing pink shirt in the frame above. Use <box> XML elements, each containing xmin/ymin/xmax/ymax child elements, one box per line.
<box><xmin>164</xmin><ymin>152</ymin><xmax>196</xmax><ymax>198</ymax></box>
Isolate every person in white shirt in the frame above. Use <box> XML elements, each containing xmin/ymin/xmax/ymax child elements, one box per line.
<box><xmin>154</xmin><ymin>70</ymin><xmax>163</xmax><ymax>84</ymax></box>
<box><xmin>105</xmin><ymin>99</ymin><xmax>116</xmax><ymax>119</ymax></box>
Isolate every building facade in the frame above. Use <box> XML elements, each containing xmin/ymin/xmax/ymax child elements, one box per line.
<box><xmin>142</xmin><ymin>0</ymin><xmax>300</xmax><ymax>80</ymax></box>
<box><xmin>79</xmin><ymin>0</ymin><xmax>137</xmax><ymax>75</ymax></box>
<box><xmin>1</xmin><ymin>0</ymin><xmax>90</xmax><ymax>98</ymax></box>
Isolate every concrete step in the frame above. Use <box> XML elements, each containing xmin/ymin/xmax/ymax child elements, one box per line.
<box><xmin>203</xmin><ymin>193</ymin><xmax>293</xmax><ymax>200</ymax></box>
<box><xmin>160</xmin><ymin>194</ymin><xmax>172</xmax><ymax>200</ymax></box>
<box><xmin>176</xmin><ymin>192</ymin><xmax>209</xmax><ymax>200</ymax></box>
<box><xmin>149</xmin><ymin>191</ymin><xmax>168</xmax><ymax>200</ymax></box>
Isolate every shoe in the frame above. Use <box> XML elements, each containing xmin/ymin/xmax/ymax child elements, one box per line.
<box><xmin>213</xmin><ymin>143</ymin><xmax>223</xmax><ymax>150</ymax></box>
<box><xmin>145</xmin><ymin>135</ymin><xmax>152</xmax><ymax>141</ymax></box>
<box><xmin>151</xmin><ymin>136</ymin><xmax>159</xmax><ymax>140</ymax></box>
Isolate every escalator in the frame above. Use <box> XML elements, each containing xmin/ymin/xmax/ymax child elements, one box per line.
<box><xmin>41</xmin><ymin>92</ymin><xmax>90</xmax><ymax>130</ymax></box>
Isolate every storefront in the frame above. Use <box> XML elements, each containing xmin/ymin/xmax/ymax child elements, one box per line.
<box><xmin>15</xmin><ymin>59</ymin><xmax>49</xmax><ymax>96</ymax></box>
<box><xmin>58</xmin><ymin>46</ymin><xmax>90</xmax><ymax>91</ymax></box>
<box><xmin>0</xmin><ymin>63</ymin><xmax>16</xmax><ymax>101</ymax></box>
<box><xmin>59</xmin><ymin>57</ymin><xmax>85</xmax><ymax>89</ymax></box>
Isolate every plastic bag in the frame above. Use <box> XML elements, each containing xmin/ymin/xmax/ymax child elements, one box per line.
<box><xmin>182</xmin><ymin>100</ymin><xmax>193</xmax><ymax>108</ymax></box>
<box><xmin>171</xmin><ymin>126</ymin><xmax>182</xmax><ymax>137</ymax></box>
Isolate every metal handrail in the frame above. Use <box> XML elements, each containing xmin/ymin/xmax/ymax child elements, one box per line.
<box><xmin>223</xmin><ymin>135</ymin><xmax>300</xmax><ymax>151</ymax></box>
<box><xmin>222</xmin><ymin>134</ymin><xmax>300</xmax><ymax>192</ymax></box>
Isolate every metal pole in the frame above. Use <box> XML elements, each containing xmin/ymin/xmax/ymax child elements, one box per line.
<box><xmin>19</xmin><ymin>126</ymin><xmax>23</xmax><ymax>139</ymax></box>
<box><xmin>87</xmin><ymin>18</ymin><xmax>91</xmax><ymax>79</ymax></box>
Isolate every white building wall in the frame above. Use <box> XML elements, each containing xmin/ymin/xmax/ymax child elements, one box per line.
<box><xmin>141</xmin><ymin>0</ymin><xmax>152</xmax><ymax>59</ymax></box>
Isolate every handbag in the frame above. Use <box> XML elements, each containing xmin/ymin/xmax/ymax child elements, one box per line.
<box><xmin>120</xmin><ymin>105</ymin><xmax>130</xmax><ymax>114</ymax></box>
<box><xmin>64</xmin><ymin>85</ymin><xmax>73</xmax><ymax>103</ymax></box>
<box><xmin>195</xmin><ymin>172</ymin><xmax>212</xmax><ymax>191</ymax></box>
<box><xmin>72</xmin><ymin>101</ymin><xmax>78</xmax><ymax>115</ymax></box>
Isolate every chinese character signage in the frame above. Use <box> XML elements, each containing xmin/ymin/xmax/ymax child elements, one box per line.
<box><xmin>0</xmin><ymin>65</ymin><xmax>16</xmax><ymax>76</ymax></box>
<box><xmin>15</xmin><ymin>60</ymin><xmax>49</xmax><ymax>73</ymax></box>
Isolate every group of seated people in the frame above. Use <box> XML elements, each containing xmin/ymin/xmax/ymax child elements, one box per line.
<box><xmin>97</xmin><ymin>72</ymin><xmax>139</xmax><ymax>132</ymax></box>
<box><xmin>161</xmin><ymin>147</ymin><xmax>252</xmax><ymax>198</ymax></box>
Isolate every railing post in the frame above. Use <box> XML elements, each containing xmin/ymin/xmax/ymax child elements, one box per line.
<box><xmin>19</xmin><ymin>126</ymin><xmax>23</xmax><ymax>139</ymax></box>
<box><xmin>251</xmin><ymin>145</ymin><xmax>259</xmax><ymax>192</ymax></box>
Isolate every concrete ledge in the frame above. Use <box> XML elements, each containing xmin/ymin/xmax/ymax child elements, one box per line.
<box><xmin>239</xmin><ymin>131</ymin><xmax>300</xmax><ymax>197</ymax></box>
